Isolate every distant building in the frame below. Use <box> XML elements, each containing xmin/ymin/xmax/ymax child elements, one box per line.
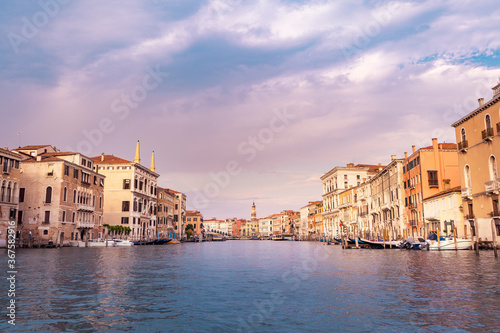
<box><xmin>91</xmin><ymin>141</ymin><xmax>158</xmax><ymax>240</ymax></box>
<box><xmin>0</xmin><ymin>148</ymin><xmax>22</xmax><ymax>247</ymax></box>
<box><xmin>17</xmin><ymin>149</ymin><xmax>105</xmax><ymax>246</ymax></box>
<box><xmin>251</xmin><ymin>201</ymin><xmax>257</xmax><ymax>220</ymax></box>
<box><xmin>186</xmin><ymin>210</ymin><xmax>204</xmax><ymax>236</ymax></box>
<box><xmin>321</xmin><ymin>163</ymin><xmax>381</xmax><ymax>238</ymax></box>
<box><xmin>258</xmin><ymin>217</ymin><xmax>273</xmax><ymax>237</ymax></box>
<box><xmin>452</xmin><ymin>82</ymin><xmax>500</xmax><ymax>242</ymax></box>
<box><xmin>402</xmin><ymin>139</ymin><xmax>460</xmax><ymax>238</ymax></box>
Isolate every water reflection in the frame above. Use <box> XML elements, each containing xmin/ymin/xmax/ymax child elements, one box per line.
<box><xmin>1</xmin><ymin>242</ymin><xmax>498</xmax><ymax>332</ymax></box>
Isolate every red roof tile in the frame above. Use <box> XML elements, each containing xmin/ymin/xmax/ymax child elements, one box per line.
<box><xmin>420</xmin><ymin>143</ymin><xmax>457</xmax><ymax>150</ymax></box>
<box><xmin>17</xmin><ymin>145</ymin><xmax>53</xmax><ymax>150</ymax></box>
<box><xmin>91</xmin><ymin>155</ymin><xmax>132</xmax><ymax>164</ymax></box>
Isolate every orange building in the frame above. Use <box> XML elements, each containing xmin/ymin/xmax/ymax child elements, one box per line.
<box><xmin>186</xmin><ymin>210</ymin><xmax>204</xmax><ymax>236</ymax></box>
<box><xmin>402</xmin><ymin>139</ymin><xmax>460</xmax><ymax>238</ymax></box>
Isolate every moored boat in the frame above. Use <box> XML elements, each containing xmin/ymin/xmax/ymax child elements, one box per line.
<box><xmin>426</xmin><ymin>233</ymin><xmax>472</xmax><ymax>250</ymax></box>
<box><xmin>113</xmin><ymin>239</ymin><xmax>134</xmax><ymax>247</ymax></box>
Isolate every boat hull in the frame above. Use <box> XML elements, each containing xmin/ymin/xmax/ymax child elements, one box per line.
<box><xmin>428</xmin><ymin>239</ymin><xmax>472</xmax><ymax>250</ymax></box>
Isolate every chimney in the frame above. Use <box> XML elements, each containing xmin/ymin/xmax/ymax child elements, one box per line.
<box><xmin>347</xmin><ymin>163</ymin><xmax>355</xmax><ymax>168</ymax></box>
<box><xmin>432</xmin><ymin>138</ymin><xmax>438</xmax><ymax>150</ymax></box>
<box><xmin>478</xmin><ymin>98</ymin><xmax>484</xmax><ymax>107</ymax></box>
<box><xmin>404</xmin><ymin>152</ymin><xmax>408</xmax><ymax>159</ymax></box>
<box><xmin>412</xmin><ymin>145</ymin><xmax>415</xmax><ymax>154</ymax></box>
<box><xmin>36</xmin><ymin>155</ymin><xmax>42</xmax><ymax>162</ymax></box>
<box><xmin>443</xmin><ymin>179</ymin><xmax>451</xmax><ymax>191</ymax></box>
<box><xmin>391</xmin><ymin>155</ymin><xmax>396</xmax><ymax>161</ymax></box>
<box><xmin>101</xmin><ymin>153</ymin><xmax>104</xmax><ymax>162</ymax></box>
<box><xmin>134</xmin><ymin>140</ymin><xmax>141</xmax><ymax>164</ymax></box>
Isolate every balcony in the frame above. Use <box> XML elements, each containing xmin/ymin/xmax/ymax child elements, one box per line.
<box><xmin>489</xmin><ymin>210</ymin><xmax>500</xmax><ymax>218</ymax></box>
<box><xmin>409</xmin><ymin>219</ymin><xmax>417</xmax><ymax>226</ymax></box>
<box><xmin>76</xmin><ymin>221</ymin><xmax>95</xmax><ymax>228</ymax></box>
<box><xmin>485</xmin><ymin>179</ymin><xmax>500</xmax><ymax>194</ymax></box>
<box><xmin>497</xmin><ymin>122</ymin><xmax>500</xmax><ymax>134</ymax></box>
<box><xmin>461</xmin><ymin>187</ymin><xmax>472</xmax><ymax>199</ymax></box>
<box><xmin>428</xmin><ymin>179</ymin><xmax>439</xmax><ymax>188</ymax></box>
<box><xmin>409</xmin><ymin>204</ymin><xmax>417</xmax><ymax>211</ymax></box>
<box><xmin>457</xmin><ymin>140</ymin><xmax>468</xmax><ymax>152</ymax></box>
<box><xmin>482</xmin><ymin>127</ymin><xmax>494</xmax><ymax>141</ymax></box>
<box><xmin>465</xmin><ymin>214</ymin><xmax>475</xmax><ymax>220</ymax></box>
<box><xmin>2</xmin><ymin>164</ymin><xmax>10</xmax><ymax>174</ymax></box>
<box><xmin>77</xmin><ymin>202</ymin><xmax>95</xmax><ymax>212</ymax></box>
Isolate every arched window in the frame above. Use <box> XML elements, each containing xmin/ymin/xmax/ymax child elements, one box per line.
<box><xmin>464</xmin><ymin>165</ymin><xmax>472</xmax><ymax>189</ymax></box>
<box><xmin>0</xmin><ymin>181</ymin><xmax>5</xmax><ymax>202</ymax></box>
<box><xmin>461</xmin><ymin>128</ymin><xmax>466</xmax><ymax>142</ymax></box>
<box><xmin>486</xmin><ymin>114</ymin><xmax>492</xmax><ymax>129</ymax></box>
<box><xmin>6</xmin><ymin>182</ymin><xmax>12</xmax><ymax>202</ymax></box>
<box><xmin>489</xmin><ymin>155</ymin><xmax>498</xmax><ymax>181</ymax></box>
<box><xmin>45</xmin><ymin>186</ymin><xmax>52</xmax><ymax>204</ymax></box>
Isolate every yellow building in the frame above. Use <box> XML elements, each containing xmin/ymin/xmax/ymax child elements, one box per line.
<box><xmin>423</xmin><ymin>186</ymin><xmax>466</xmax><ymax>238</ymax></box>
<box><xmin>452</xmin><ymin>82</ymin><xmax>500</xmax><ymax>243</ymax></box>
<box><xmin>338</xmin><ymin>187</ymin><xmax>357</xmax><ymax>237</ymax></box>
<box><xmin>92</xmin><ymin>141</ymin><xmax>158</xmax><ymax>240</ymax></box>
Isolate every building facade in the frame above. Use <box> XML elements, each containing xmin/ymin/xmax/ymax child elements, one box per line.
<box><xmin>18</xmin><ymin>150</ymin><xmax>105</xmax><ymax>246</ymax></box>
<box><xmin>402</xmin><ymin>139</ymin><xmax>460</xmax><ymax>238</ymax></box>
<box><xmin>157</xmin><ymin>187</ymin><xmax>175</xmax><ymax>239</ymax></box>
<box><xmin>0</xmin><ymin>148</ymin><xmax>22</xmax><ymax>247</ymax></box>
<box><xmin>186</xmin><ymin>210</ymin><xmax>204</xmax><ymax>236</ymax></box>
<box><xmin>423</xmin><ymin>186</ymin><xmax>467</xmax><ymax>238</ymax></box>
<box><xmin>452</xmin><ymin>82</ymin><xmax>500</xmax><ymax>242</ymax></box>
<box><xmin>91</xmin><ymin>142</ymin><xmax>158</xmax><ymax>240</ymax></box>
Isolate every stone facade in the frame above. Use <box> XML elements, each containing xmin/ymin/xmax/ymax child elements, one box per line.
<box><xmin>0</xmin><ymin>148</ymin><xmax>22</xmax><ymax>247</ymax></box>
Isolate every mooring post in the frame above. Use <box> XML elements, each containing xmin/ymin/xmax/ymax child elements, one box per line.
<box><xmin>437</xmin><ymin>229</ymin><xmax>441</xmax><ymax>251</ymax></box>
<box><xmin>453</xmin><ymin>227</ymin><xmax>457</xmax><ymax>250</ymax></box>
<box><xmin>491</xmin><ymin>219</ymin><xmax>498</xmax><ymax>259</ymax></box>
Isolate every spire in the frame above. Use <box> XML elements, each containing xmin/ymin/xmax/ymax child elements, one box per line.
<box><xmin>251</xmin><ymin>201</ymin><xmax>257</xmax><ymax>220</ymax></box>
<box><xmin>134</xmin><ymin>140</ymin><xmax>141</xmax><ymax>164</ymax></box>
<box><xmin>150</xmin><ymin>151</ymin><xmax>156</xmax><ymax>172</ymax></box>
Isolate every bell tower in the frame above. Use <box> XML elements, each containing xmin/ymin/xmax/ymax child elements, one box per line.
<box><xmin>251</xmin><ymin>202</ymin><xmax>257</xmax><ymax>221</ymax></box>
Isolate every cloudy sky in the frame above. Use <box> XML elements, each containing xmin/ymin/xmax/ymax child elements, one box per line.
<box><xmin>1</xmin><ymin>0</ymin><xmax>499</xmax><ymax>219</ymax></box>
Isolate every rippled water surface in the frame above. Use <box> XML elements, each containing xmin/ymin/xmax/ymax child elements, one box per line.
<box><xmin>1</xmin><ymin>241</ymin><xmax>499</xmax><ymax>332</ymax></box>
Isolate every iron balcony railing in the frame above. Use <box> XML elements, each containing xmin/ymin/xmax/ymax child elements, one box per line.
<box><xmin>482</xmin><ymin>127</ymin><xmax>494</xmax><ymax>140</ymax></box>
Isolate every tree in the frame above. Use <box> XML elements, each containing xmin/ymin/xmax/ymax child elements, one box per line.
<box><xmin>185</xmin><ymin>224</ymin><xmax>194</xmax><ymax>232</ymax></box>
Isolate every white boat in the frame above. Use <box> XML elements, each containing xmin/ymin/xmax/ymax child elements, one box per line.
<box><xmin>427</xmin><ymin>237</ymin><xmax>472</xmax><ymax>250</ymax></box>
<box><xmin>73</xmin><ymin>239</ymin><xmax>115</xmax><ymax>247</ymax></box>
<box><xmin>113</xmin><ymin>239</ymin><xmax>134</xmax><ymax>247</ymax></box>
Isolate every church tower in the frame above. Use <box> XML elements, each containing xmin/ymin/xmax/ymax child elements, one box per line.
<box><xmin>251</xmin><ymin>202</ymin><xmax>257</xmax><ymax>220</ymax></box>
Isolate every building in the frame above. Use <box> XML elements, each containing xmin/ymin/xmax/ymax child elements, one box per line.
<box><xmin>321</xmin><ymin>163</ymin><xmax>381</xmax><ymax>239</ymax></box>
<box><xmin>452</xmin><ymin>82</ymin><xmax>500</xmax><ymax>243</ymax></box>
<box><xmin>251</xmin><ymin>201</ymin><xmax>257</xmax><ymax>220</ymax></box>
<box><xmin>166</xmin><ymin>188</ymin><xmax>186</xmax><ymax>240</ymax></box>
<box><xmin>17</xmin><ymin>149</ymin><xmax>105</xmax><ymax>246</ymax></box>
<box><xmin>258</xmin><ymin>217</ymin><xmax>273</xmax><ymax>238</ymax></box>
<box><xmin>0</xmin><ymin>148</ymin><xmax>22</xmax><ymax>247</ymax></box>
<box><xmin>157</xmin><ymin>187</ymin><xmax>175</xmax><ymax>239</ymax></box>
<box><xmin>423</xmin><ymin>186</ymin><xmax>467</xmax><ymax>238</ymax></box>
<box><xmin>91</xmin><ymin>141</ymin><xmax>158</xmax><ymax>240</ymax></box>
<box><xmin>232</xmin><ymin>218</ymin><xmax>246</xmax><ymax>237</ymax></box>
<box><xmin>402</xmin><ymin>139</ymin><xmax>460</xmax><ymax>238</ymax></box>
<box><xmin>367</xmin><ymin>156</ymin><xmax>406</xmax><ymax>240</ymax></box>
<box><xmin>186</xmin><ymin>210</ymin><xmax>204</xmax><ymax>236</ymax></box>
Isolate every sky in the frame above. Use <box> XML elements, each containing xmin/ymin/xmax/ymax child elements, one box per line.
<box><xmin>1</xmin><ymin>0</ymin><xmax>499</xmax><ymax>220</ymax></box>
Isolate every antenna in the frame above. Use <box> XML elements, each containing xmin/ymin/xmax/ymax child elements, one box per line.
<box><xmin>17</xmin><ymin>131</ymin><xmax>21</xmax><ymax>148</ymax></box>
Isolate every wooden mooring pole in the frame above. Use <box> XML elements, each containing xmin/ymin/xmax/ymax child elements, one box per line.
<box><xmin>491</xmin><ymin>219</ymin><xmax>498</xmax><ymax>258</ymax></box>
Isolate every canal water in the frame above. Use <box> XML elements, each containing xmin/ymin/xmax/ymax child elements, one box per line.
<box><xmin>1</xmin><ymin>241</ymin><xmax>499</xmax><ymax>332</ymax></box>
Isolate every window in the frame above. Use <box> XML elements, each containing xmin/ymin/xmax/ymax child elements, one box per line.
<box><xmin>94</xmin><ymin>176</ymin><xmax>97</xmax><ymax>185</ymax></box>
<box><xmin>428</xmin><ymin>171</ymin><xmax>438</xmax><ymax>187</ymax></box>
<box><xmin>72</xmin><ymin>212</ymin><xmax>76</xmax><ymax>222</ymax></box>
<box><xmin>45</xmin><ymin>187</ymin><xmax>52</xmax><ymax>203</ymax></box>
<box><xmin>489</xmin><ymin>155</ymin><xmax>498</xmax><ymax>181</ymax></box>
<box><xmin>464</xmin><ymin>165</ymin><xmax>472</xmax><ymax>189</ymax></box>
<box><xmin>73</xmin><ymin>189</ymin><xmax>77</xmax><ymax>203</ymax></box>
<box><xmin>100</xmin><ymin>178</ymin><xmax>104</xmax><ymax>187</ymax></box>
<box><xmin>121</xmin><ymin>217</ymin><xmax>129</xmax><ymax>224</ymax></box>
<box><xmin>44</xmin><ymin>211</ymin><xmax>50</xmax><ymax>223</ymax></box>
<box><xmin>17</xmin><ymin>211</ymin><xmax>23</xmax><ymax>224</ymax></box>
<box><xmin>461</xmin><ymin>128</ymin><xmax>466</xmax><ymax>142</ymax></box>
<box><xmin>194</xmin><ymin>218</ymin><xmax>198</xmax><ymax>222</ymax></box>
<box><xmin>82</xmin><ymin>172</ymin><xmax>90</xmax><ymax>184</ymax></box>
<box><xmin>64</xmin><ymin>165</ymin><xmax>70</xmax><ymax>176</ymax></box>
<box><xmin>133</xmin><ymin>200</ymin><xmax>138</xmax><ymax>212</ymax></box>
<box><xmin>134</xmin><ymin>179</ymin><xmax>138</xmax><ymax>189</ymax></box>
<box><xmin>62</xmin><ymin>211</ymin><xmax>66</xmax><ymax>222</ymax></box>
<box><xmin>194</xmin><ymin>224</ymin><xmax>197</xmax><ymax>229</ymax></box>
<box><xmin>99</xmin><ymin>196</ymin><xmax>102</xmax><ymax>209</ymax></box>
<box><xmin>187</xmin><ymin>218</ymin><xmax>191</xmax><ymax>221</ymax></box>
<box><xmin>63</xmin><ymin>187</ymin><xmax>67</xmax><ymax>202</ymax></box>
<box><xmin>122</xmin><ymin>201</ymin><xmax>130</xmax><ymax>212</ymax></box>
<box><xmin>73</xmin><ymin>169</ymin><xmax>79</xmax><ymax>179</ymax></box>
<box><xmin>19</xmin><ymin>188</ymin><xmax>25</xmax><ymax>202</ymax></box>
<box><xmin>123</xmin><ymin>179</ymin><xmax>130</xmax><ymax>189</ymax></box>
<box><xmin>43</xmin><ymin>230</ymin><xmax>48</xmax><ymax>235</ymax></box>
<box><xmin>175</xmin><ymin>204</ymin><xmax>178</xmax><ymax>210</ymax></box>
<box><xmin>486</xmin><ymin>114</ymin><xmax>492</xmax><ymax>129</ymax></box>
